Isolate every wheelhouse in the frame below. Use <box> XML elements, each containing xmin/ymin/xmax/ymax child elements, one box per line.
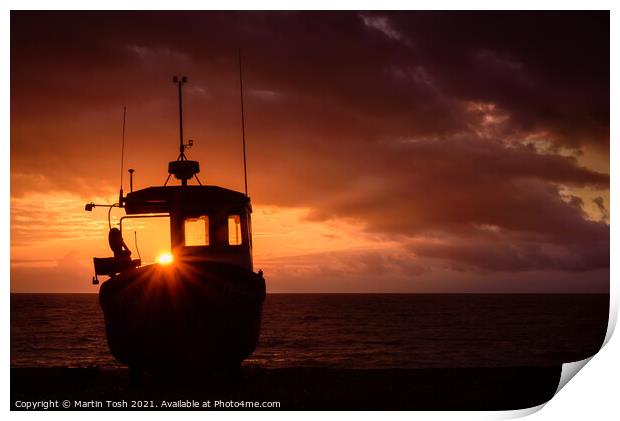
<box><xmin>123</xmin><ymin>185</ymin><xmax>253</xmax><ymax>271</ymax></box>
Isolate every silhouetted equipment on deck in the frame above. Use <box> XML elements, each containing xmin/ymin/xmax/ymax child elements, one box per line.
<box><xmin>168</xmin><ymin>159</ymin><xmax>200</xmax><ymax>182</ymax></box>
<box><xmin>108</xmin><ymin>228</ymin><xmax>131</xmax><ymax>259</ymax></box>
<box><xmin>93</xmin><ymin>256</ymin><xmax>141</xmax><ymax>278</ymax></box>
<box><xmin>92</xmin><ymin>228</ymin><xmax>141</xmax><ymax>279</ymax></box>
<box><xmin>85</xmin><ymin>74</ymin><xmax>265</xmax><ymax>373</ymax></box>
<box><xmin>128</xmin><ymin>169</ymin><xmax>134</xmax><ymax>192</ymax></box>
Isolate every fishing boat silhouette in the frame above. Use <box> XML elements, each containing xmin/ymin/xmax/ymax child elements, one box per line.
<box><xmin>85</xmin><ymin>74</ymin><xmax>265</xmax><ymax>374</ymax></box>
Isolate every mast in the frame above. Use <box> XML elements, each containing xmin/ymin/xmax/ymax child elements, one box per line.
<box><xmin>171</xmin><ymin>76</ymin><xmax>191</xmax><ymax>186</ymax></box>
<box><xmin>166</xmin><ymin>76</ymin><xmax>199</xmax><ymax>187</ymax></box>
<box><xmin>173</xmin><ymin>76</ymin><xmax>187</xmax><ymax>160</ymax></box>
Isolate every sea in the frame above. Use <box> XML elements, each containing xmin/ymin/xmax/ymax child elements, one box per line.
<box><xmin>11</xmin><ymin>293</ymin><xmax>609</xmax><ymax>369</ymax></box>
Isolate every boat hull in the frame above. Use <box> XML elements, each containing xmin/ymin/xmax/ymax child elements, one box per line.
<box><xmin>99</xmin><ymin>262</ymin><xmax>265</xmax><ymax>372</ymax></box>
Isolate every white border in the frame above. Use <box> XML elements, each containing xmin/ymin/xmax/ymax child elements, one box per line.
<box><xmin>3</xmin><ymin>2</ymin><xmax>616</xmax><ymax>420</ymax></box>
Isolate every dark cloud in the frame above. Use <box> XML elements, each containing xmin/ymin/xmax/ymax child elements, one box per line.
<box><xmin>383</xmin><ymin>11</ymin><xmax>610</xmax><ymax>149</ymax></box>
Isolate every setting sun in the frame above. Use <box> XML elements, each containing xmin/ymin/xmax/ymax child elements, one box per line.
<box><xmin>157</xmin><ymin>252</ymin><xmax>173</xmax><ymax>265</ymax></box>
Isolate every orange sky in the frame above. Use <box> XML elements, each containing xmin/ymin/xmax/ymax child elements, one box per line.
<box><xmin>10</xmin><ymin>11</ymin><xmax>609</xmax><ymax>293</ymax></box>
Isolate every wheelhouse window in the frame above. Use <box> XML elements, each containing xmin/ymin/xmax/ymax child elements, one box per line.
<box><xmin>185</xmin><ymin>215</ymin><xmax>209</xmax><ymax>246</ymax></box>
<box><xmin>120</xmin><ymin>215</ymin><xmax>171</xmax><ymax>264</ymax></box>
<box><xmin>228</xmin><ymin>215</ymin><xmax>242</xmax><ymax>245</ymax></box>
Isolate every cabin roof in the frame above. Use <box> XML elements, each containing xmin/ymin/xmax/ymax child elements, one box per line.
<box><xmin>124</xmin><ymin>185</ymin><xmax>250</xmax><ymax>215</ymax></box>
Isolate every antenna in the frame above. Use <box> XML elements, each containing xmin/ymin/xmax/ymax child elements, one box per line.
<box><xmin>134</xmin><ymin>231</ymin><xmax>142</xmax><ymax>263</ymax></box>
<box><xmin>238</xmin><ymin>49</ymin><xmax>248</xmax><ymax>197</ymax></box>
<box><xmin>119</xmin><ymin>106</ymin><xmax>127</xmax><ymax>205</ymax></box>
